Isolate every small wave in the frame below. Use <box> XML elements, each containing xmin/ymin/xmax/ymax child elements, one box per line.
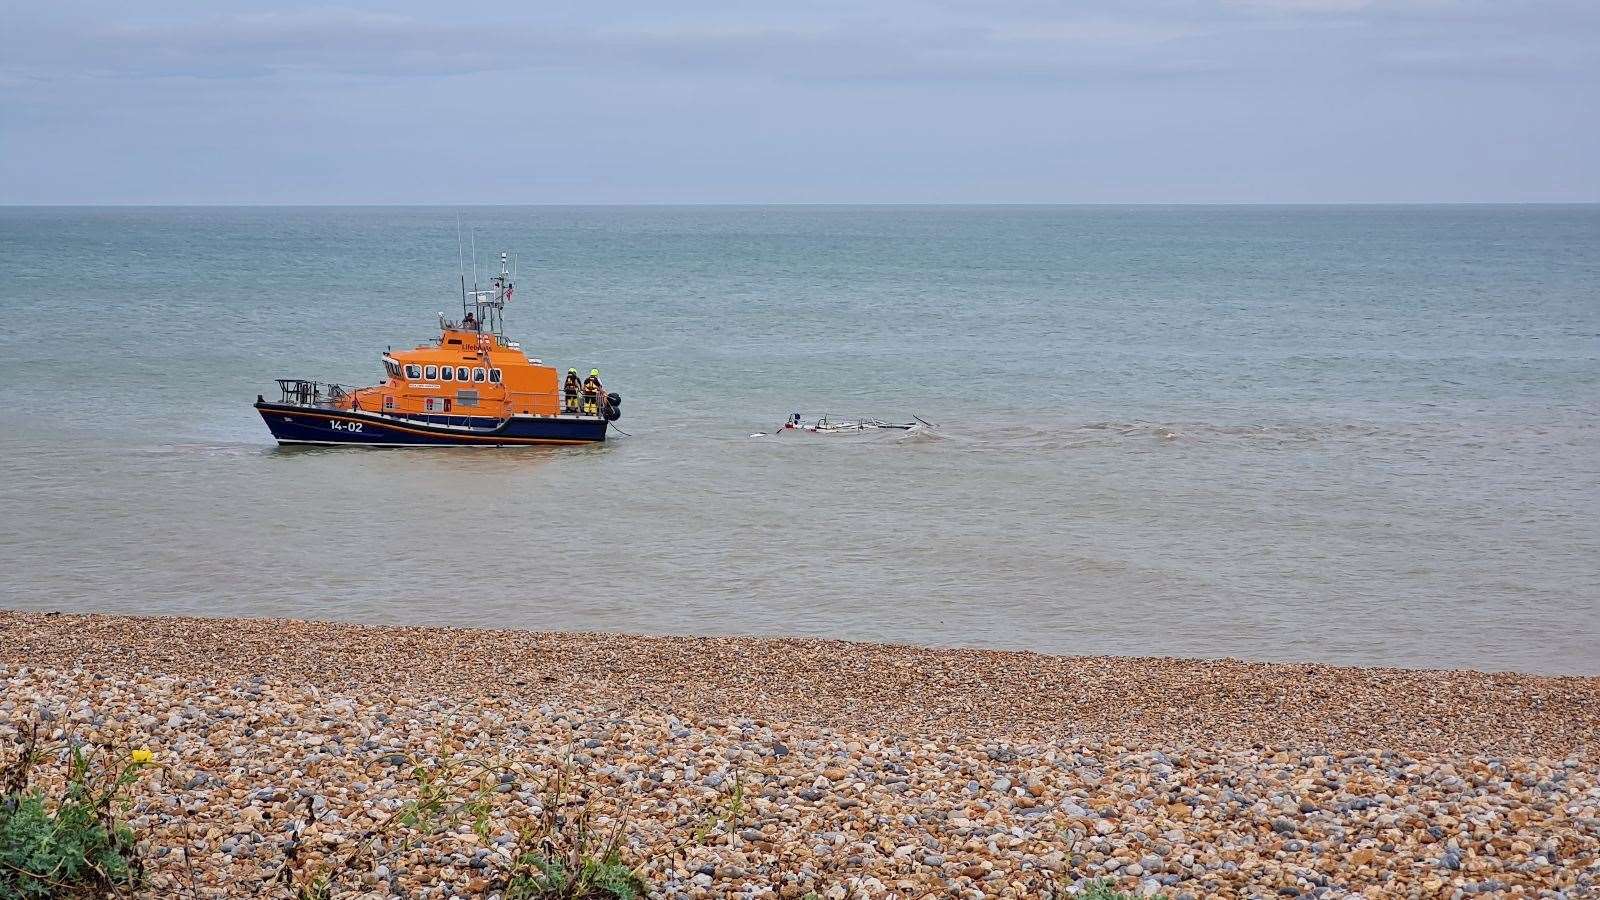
<box><xmin>132</xmin><ymin>442</ymin><xmax>266</xmax><ymax>457</ymax></box>
<box><xmin>587</xmin><ymin>345</ymin><xmax>669</xmax><ymax>355</ymax></box>
<box><xmin>920</xmin><ymin>420</ymin><xmax>1410</xmax><ymax>452</ymax></box>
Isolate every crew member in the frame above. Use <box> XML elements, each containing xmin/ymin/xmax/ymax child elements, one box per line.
<box><xmin>563</xmin><ymin>368</ymin><xmax>582</xmax><ymax>413</ymax></box>
<box><xmin>582</xmin><ymin>368</ymin><xmax>603</xmax><ymax>415</ymax></box>
<box><xmin>462</xmin><ymin>311</ymin><xmax>478</xmax><ymax>330</ymax></box>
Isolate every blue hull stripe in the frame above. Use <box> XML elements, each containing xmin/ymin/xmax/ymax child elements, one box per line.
<box><xmin>255</xmin><ymin>403</ymin><xmax>607</xmax><ymax>446</ymax></box>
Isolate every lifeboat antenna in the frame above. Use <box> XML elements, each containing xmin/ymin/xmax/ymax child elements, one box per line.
<box><xmin>456</xmin><ymin>215</ymin><xmax>468</xmax><ymax>319</ymax></box>
<box><xmin>456</xmin><ymin>217</ymin><xmax>466</xmax><ymax>317</ymax></box>
<box><xmin>496</xmin><ymin>251</ymin><xmax>511</xmax><ymax>333</ymax></box>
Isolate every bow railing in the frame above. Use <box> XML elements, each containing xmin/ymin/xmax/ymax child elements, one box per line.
<box><xmin>273</xmin><ymin>379</ymin><xmax>357</xmax><ymax>408</ymax></box>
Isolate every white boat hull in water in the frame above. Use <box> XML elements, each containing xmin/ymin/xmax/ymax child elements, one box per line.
<box><xmin>762</xmin><ymin>414</ymin><xmax>934</xmax><ymax>435</ymax></box>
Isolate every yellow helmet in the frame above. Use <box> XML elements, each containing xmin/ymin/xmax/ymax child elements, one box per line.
<box><xmin>589</xmin><ymin>369</ymin><xmax>600</xmax><ymax>378</ymax></box>
<box><xmin>567</xmin><ymin>368</ymin><xmax>577</xmax><ymax>374</ymax></box>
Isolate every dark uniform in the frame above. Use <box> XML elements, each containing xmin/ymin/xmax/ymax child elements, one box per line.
<box><xmin>563</xmin><ymin>369</ymin><xmax>582</xmax><ymax>413</ymax></box>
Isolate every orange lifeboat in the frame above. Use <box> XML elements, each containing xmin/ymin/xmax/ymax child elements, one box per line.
<box><xmin>255</xmin><ymin>252</ymin><xmax>618</xmax><ymax>446</ymax></box>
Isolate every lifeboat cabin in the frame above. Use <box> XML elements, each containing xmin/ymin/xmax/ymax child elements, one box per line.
<box><xmin>255</xmin><ymin>253</ymin><xmax>619</xmax><ymax>447</ymax></box>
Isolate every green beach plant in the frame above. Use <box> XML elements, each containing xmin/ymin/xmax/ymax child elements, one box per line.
<box><xmin>501</xmin><ymin>759</ymin><xmax>648</xmax><ymax>899</ymax></box>
<box><xmin>502</xmin><ymin>840</ymin><xmax>646</xmax><ymax>900</ymax></box>
<box><xmin>0</xmin><ymin>724</ymin><xmax>152</xmax><ymax>899</ymax></box>
<box><xmin>273</xmin><ymin>749</ymin><xmax>650</xmax><ymax>899</ymax></box>
<box><xmin>275</xmin><ymin>750</ymin><xmax>505</xmax><ymax>897</ymax></box>
<box><xmin>692</xmin><ymin>767</ymin><xmax>746</xmax><ymax>845</ymax></box>
<box><xmin>1074</xmin><ymin>878</ymin><xmax>1158</xmax><ymax>900</ymax></box>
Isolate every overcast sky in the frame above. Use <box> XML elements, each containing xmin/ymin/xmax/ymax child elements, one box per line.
<box><xmin>1</xmin><ymin>0</ymin><xmax>1595</xmax><ymax>204</ymax></box>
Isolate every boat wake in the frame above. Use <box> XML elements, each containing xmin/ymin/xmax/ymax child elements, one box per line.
<box><xmin>895</xmin><ymin>425</ymin><xmax>944</xmax><ymax>445</ymax></box>
<box><xmin>917</xmin><ymin>418</ymin><xmax>1465</xmax><ymax>453</ymax></box>
<box><xmin>746</xmin><ymin>418</ymin><xmax>1355</xmax><ymax>449</ymax></box>
<box><xmin>745</xmin><ymin>417</ymin><xmax>1482</xmax><ymax>453</ymax></box>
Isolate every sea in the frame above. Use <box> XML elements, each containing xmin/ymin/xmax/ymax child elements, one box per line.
<box><xmin>1</xmin><ymin>205</ymin><xmax>1595</xmax><ymax>674</ymax></box>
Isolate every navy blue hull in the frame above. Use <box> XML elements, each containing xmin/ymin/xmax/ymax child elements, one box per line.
<box><xmin>256</xmin><ymin>402</ymin><xmax>607</xmax><ymax>446</ymax></box>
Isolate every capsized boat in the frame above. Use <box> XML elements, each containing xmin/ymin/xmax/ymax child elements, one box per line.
<box><xmin>255</xmin><ymin>253</ymin><xmax>620</xmax><ymax>447</ymax></box>
<box><xmin>776</xmin><ymin>413</ymin><xmax>932</xmax><ymax>434</ymax></box>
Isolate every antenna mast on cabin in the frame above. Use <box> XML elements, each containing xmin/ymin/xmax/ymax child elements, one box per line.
<box><xmin>456</xmin><ymin>216</ymin><xmax>468</xmax><ymax>318</ymax></box>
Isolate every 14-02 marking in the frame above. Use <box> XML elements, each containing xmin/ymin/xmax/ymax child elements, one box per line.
<box><xmin>330</xmin><ymin>421</ymin><xmax>364</xmax><ymax>432</ymax></box>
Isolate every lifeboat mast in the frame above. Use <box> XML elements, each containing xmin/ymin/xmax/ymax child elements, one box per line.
<box><xmin>448</xmin><ymin>250</ymin><xmax>515</xmax><ymax>340</ymax></box>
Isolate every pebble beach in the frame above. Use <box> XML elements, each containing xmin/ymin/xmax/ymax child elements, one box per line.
<box><xmin>2</xmin><ymin>611</ymin><xmax>1597</xmax><ymax>899</ymax></box>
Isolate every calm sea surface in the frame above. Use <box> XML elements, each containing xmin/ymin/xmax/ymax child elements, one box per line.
<box><xmin>1</xmin><ymin>206</ymin><xmax>1596</xmax><ymax>673</ymax></box>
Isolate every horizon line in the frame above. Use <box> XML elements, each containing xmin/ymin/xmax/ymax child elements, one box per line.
<box><xmin>3</xmin><ymin>200</ymin><xmax>1597</xmax><ymax>209</ymax></box>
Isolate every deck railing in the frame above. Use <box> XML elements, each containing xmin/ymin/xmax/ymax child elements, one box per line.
<box><xmin>274</xmin><ymin>379</ymin><xmax>355</xmax><ymax>407</ymax></box>
<box><xmin>271</xmin><ymin>381</ymin><xmax>613</xmax><ymax>426</ymax></box>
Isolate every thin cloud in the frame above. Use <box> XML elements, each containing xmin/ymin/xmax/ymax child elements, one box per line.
<box><xmin>13</xmin><ymin>3</ymin><xmax>1555</xmax><ymax>87</ymax></box>
<box><xmin>1224</xmin><ymin>0</ymin><xmax>1378</xmax><ymax>11</ymax></box>
<box><xmin>7</xmin><ymin>1</ymin><xmax>1596</xmax><ymax>84</ymax></box>
<box><xmin>0</xmin><ymin>0</ymin><xmax>1594</xmax><ymax>203</ymax></box>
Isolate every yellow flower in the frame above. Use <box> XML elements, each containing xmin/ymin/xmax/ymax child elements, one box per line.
<box><xmin>130</xmin><ymin>748</ymin><xmax>153</xmax><ymax>765</ymax></box>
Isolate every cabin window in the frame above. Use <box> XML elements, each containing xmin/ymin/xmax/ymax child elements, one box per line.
<box><xmin>473</xmin><ymin>367</ymin><xmax>486</xmax><ymax>382</ymax></box>
<box><xmin>424</xmin><ymin>365</ymin><xmax>438</xmax><ymax>380</ymax></box>
<box><xmin>456</xmin><ymin>366</ymin><xmax>470</xmax><ymax>381</ymax></box>
<box><xmin>405</xmin><ymin>364</ymin><xmax>421</xmax><ymax>379</ymax></box>
<box><xmin>441</xmin><ymin>366</ymin><xmax>454</xmax><ymax>381</ymax></box>
<box><xmin>489</xmin><ymin>368</ymin><xmax>502</xmax><ymax>383</ymax></box>
<box><xmin>446</xmin><ymin>339</ymin><xmax>462</xmax><ymax>345</ymax></box>
<box><xmin>456</xmin><ymin>389</ymin><xmax>478</xmax><ymax>407</ymax></box>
